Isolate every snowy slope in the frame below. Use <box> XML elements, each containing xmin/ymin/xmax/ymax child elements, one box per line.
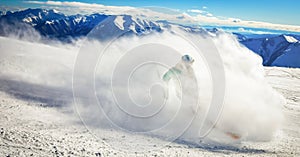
<box><xmin>0</xmin><ymin>31</ymin><xmax>298</xmax><ymax>156</ymax></box>
<box><xmin>0</xmin><ymin>66</ymin><xmax>299</xmax><ymax>156</ymax></box>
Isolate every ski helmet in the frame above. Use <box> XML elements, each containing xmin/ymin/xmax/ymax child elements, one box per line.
<box><xmin>182</xmin><ymin>54</ymin><xmax>194</xmax><ymax>63</ymax></box>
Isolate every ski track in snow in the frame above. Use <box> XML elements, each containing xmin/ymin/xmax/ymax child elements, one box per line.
<box><xmin>0</xmin><ymin>37</ymin><xmax>299</xmax><ymax>156</ymax></box>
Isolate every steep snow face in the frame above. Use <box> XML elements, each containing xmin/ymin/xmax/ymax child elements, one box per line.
<box><xmin>86</xmin><ymin>15</ymin><xmax>163</xmax><ymax>40</ymax></box>
<box><xmin>45</xmin><ymin>20</ymin><xmax>54</xmax><ymax>25</ymax></box>
<box><xmin>114</xmin><ymin>16</ymin><xmax>125</xmax><ymax>30</ymax></box>
<box><xmin>283</xmin><ymin>35</ymin><xmax>298</xmax><ymax>43</ymax></box>
<box><xmin>52</xmin><ymin>9</ymin><xmax>59</xmax><ymax>14</ymax></box>
<box><xmin>121</xmin><ymin>15</ymin><xmax>162</xmax><ymax>34</ymax></box>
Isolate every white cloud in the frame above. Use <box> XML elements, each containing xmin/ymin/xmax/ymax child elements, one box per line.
<box><xmin>187</xmin><ymin>9</ymin><xmax>205</xmax><ymax>14</ymax></box>
<box><xmin>27</xmin><ymin>1</ymin><xmax>104</xmax><ymax>8</ymax></box>
<box><xmin>202</xmin><ymin>6</ymin><xmax>207</xmax><ymax>9</ymax></box>
<box><xmin>26</xmin><ymin>1</ymin><xmax>135</xmax><ymax>15</ymax></box>
<box><xmin>235</xmin><ymin>27</ymin><xmax>280</xmax><ymax>34</ymax></box>
<box><xmin>188</xmin><ymin>10</ymin><xmax>300</xmax><ymax>32</ymax></box>
<box><xmin>206</xmin><ymin>13</ymin><xmax>213</xmax><ymax>17</ymax></box>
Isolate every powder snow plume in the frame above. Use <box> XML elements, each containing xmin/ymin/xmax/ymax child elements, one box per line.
<box><xmin>0</xmin><ymin>22</ymin><xmax>284</xmax><ymax>151</ymax></box>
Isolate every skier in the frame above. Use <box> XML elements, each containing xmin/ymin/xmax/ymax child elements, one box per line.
<box><xmin>163</xmin><ymin>54</ymin><xmax>195</xmax><ymax>83</ymax></box>
<box><xmin>162</xmin><ymin>54</ymin><xmax>241</xmax><ymax>140</ymax></box>
<box><xmin>162</xmin><ymin>54</ymin><xmax>197</xmax><ymax>112</ymax></box>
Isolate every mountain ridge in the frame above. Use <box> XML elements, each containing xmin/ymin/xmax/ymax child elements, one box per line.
<box><xmin>0</xmin><ymin>8</ymin><xmax>299</xmax><ymax>68</ymax></box>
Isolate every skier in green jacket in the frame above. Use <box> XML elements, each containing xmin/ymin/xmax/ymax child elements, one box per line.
<box><xmin>162</xmin><ymin>54</ymin><xmax>241</xmax><ymax>140</ymax></box>
<box><xmin>163</xmin><ymin>54</ymin><xmax>196</xmax><ymax>100</ymax></box>
<box><xmin>163</xmin><ymin>54</ymin><xmax>195</xmax><ymax>82</ymax></box>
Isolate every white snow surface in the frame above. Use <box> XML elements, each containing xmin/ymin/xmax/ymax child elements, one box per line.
<box><xmin>0</xmin><ymin>67</ymin><xmax>299</xmax><ymax>156</ymax></box>
<box><xmin>45</xmin><ymin>20</ymin><xmax>54</xmax><ymax>25</ymax></box>
<box><xmin>283</xmin><ymin>35</ymin><xmax>298</xmax><ymax>43</ymax></box>
<box><xmin>114</xmin><ymin>16</ymin><xmax>125</xmax><ymax>30</ymax></box>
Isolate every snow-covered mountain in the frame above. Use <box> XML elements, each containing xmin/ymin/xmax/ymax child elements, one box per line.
<box><xmin>240</xmin><ymin>34</ymin><xmax>300</xmax><ymax>68</ymax></box>
<box><xmin>0</xmin><ymin>8</ymin><xmax>299</xmax><ymax>68</ymax></box>
<box><xmin>0</xmin><ymin>8</ymin><xmax>163</xmax><ymax>40</ymax></box>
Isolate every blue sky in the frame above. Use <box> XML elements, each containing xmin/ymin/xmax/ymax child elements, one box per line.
<box><xmin>1</xmin><ymin>0</ymin><xmax>300</xmax><ymax>26</ymax></box>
